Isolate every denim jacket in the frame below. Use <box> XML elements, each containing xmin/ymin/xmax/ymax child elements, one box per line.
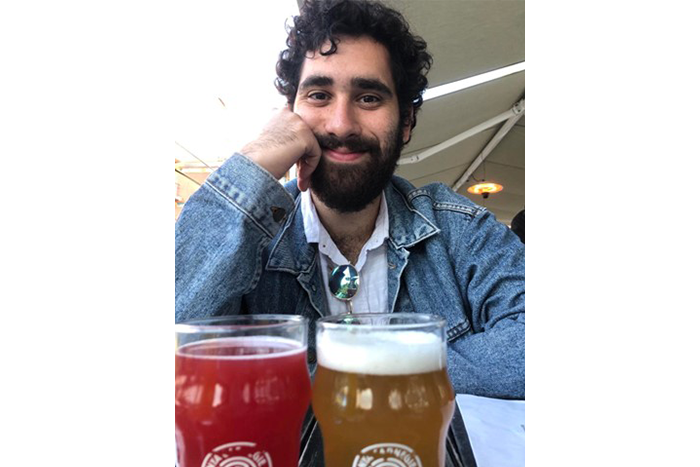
<box><xmin>176</xmin><ymin>154</ymin><xmax>525</xmax><ymax>399</ymax></box>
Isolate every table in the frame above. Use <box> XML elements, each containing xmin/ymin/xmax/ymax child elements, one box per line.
<box><xmin>456</xmin><ymin>394</ymin><xmax>525</xmax><ymax>467</ymax></box>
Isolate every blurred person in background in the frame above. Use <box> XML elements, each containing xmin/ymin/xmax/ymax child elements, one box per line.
<box><xmin>511</xmin><ymin>209</ymin><xmax>525</xmax><ymax>244</ymax></box>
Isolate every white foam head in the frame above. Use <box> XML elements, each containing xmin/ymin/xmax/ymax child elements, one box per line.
<box><xmin>316</xmin><ymin>329</ymin><xmax>446</xmax><ymax>375</ymax></box>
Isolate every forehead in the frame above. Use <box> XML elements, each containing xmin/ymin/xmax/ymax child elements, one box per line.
<box><xmin>297</xmin><ymin>36</ymin><xmax>395</xmax><ymax>92</ymax></box>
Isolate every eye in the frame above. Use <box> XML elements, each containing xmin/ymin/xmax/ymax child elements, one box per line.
<box><xmin>359</xmin><ymin>95</ymin><xmax>381</xmax><ymax>104</ymax></box>
<box><xmin>358</xmin><ymin>94</ymin><xmax>383</xmax><ymax>108</ymax></box>
<box><xmin>308</xmin><ymin>91</ymin><xmax>329</xmax><ymax>101</ymax></box>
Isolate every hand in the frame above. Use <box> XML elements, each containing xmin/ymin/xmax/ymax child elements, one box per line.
<box><xmin>240</xmin><ymin>105</ymin><xmax>321</xmax><ymax>192</ymax></box>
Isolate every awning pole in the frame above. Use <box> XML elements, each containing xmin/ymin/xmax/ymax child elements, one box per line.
<box><xmin>397</xmin><ymin>98</ymin><xmax>525</xmax><ymax>166</ymax></box>
<box><xmin>451</xmin><ymin>99</ymin><xmax>524</xmax><ymax>192</ymax></box>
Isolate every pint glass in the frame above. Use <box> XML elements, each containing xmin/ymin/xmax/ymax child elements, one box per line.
<box><xmin>175</xmin><ymin>315</ymin><xmax>311</xmax><ymax>467</ymax></box>
<box><xmin>313</xmin><ymin>313</ymin><xmax>455</xmax><ymax>467</ymax></box>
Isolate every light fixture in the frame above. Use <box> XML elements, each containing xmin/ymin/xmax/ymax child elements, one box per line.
<box><xmin>467</xmin><ymin>182</ymin><xmax>503</xmax><ymax>199</ymax></box>
<box><xmin>467</xmin><ymin>161</ymin><xmax>504</xmax><ymax>199</ymax></box>
<box><xmin>423</xmin><ymin>62</ymin><xmax>525</xmax><ymax>101</ymax></box>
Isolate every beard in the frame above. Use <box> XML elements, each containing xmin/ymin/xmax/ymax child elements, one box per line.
<box><xmin>309</xmin><ymin>126</ymin><xmax>404</xmax><ymax>213</ymax></box>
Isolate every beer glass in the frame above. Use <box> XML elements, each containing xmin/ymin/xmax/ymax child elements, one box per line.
<box><xmin>175</xmin><ymin>315</ymin><xmax>311</xmax><ymax>467</ymax></box>
<box><xmin>313</xmin><ymin>313</ymin><xmax>455</xmax><ymax>467</ymax></box>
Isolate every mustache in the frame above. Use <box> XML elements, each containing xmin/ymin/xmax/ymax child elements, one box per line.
<box><xmin>314</xmin><ymin>133</ymin><xmax>380</xmax><ymax>154</ymax></box>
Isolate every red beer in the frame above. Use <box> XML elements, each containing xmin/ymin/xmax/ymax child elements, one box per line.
<box><xmin>175</xmin><ymin>317</ymin><xmax>311</xmax><ymax>467</ymax></box>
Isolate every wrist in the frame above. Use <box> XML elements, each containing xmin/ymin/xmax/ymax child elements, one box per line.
<box><xmin>240</xmin><ymin>148</ymin><xmax>288</xmax><ymax>180</ymax></box>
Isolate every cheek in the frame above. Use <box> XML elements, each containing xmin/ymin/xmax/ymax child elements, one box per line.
<box><xmin>292</xmin><ymin>105</ymin><xmax>323</xmax><ymax>129</ymax></box>
<box><xmin>374</xmin><ymin>116</ymin><xmax>401</xmax><ymax>144</ymax></box>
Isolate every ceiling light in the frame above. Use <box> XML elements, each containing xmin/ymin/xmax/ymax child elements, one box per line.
<box><xmin>467</xmin><ymin>182</ymin><xmax>503</xmax><ymax>199</ymax></box>
<box><xmin>423</xmin><ymin>62</ymin><xmax>525</xmax><ymax>101</ymax></box>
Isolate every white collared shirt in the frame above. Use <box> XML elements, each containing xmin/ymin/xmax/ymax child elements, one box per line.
<box><xmin>301</xmin><ymin>190</ymin><xmax>389</xmax><ymax>315</ymax></box>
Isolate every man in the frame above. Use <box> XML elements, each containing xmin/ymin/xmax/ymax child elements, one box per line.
<box><xmin>176</xmin><ymin>0</ymin><xmax>524</xmax><ymax>399</ymax></box>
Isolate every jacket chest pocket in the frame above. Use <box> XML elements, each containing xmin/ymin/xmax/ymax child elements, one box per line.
<box><xmin>398</xmin><ymin>268</ymin><xmax>473</xmax><ymax>342</ymax></box>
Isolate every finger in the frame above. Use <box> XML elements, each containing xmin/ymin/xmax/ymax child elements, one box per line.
<box><xmin>306</xmin><ymin>128</ymin><xmax>323</xmax><ymax>162</ymax></box>
<box><xmin>296</xmin><ymin>160</ymin><xmax>308</xmax><ymax>192</ymax></box>
<box><xmin>298</xmin><ymin>129</ymin><xmax>322</xmax><ymax>188</ymax></box>
<box><xmin>297</xmin><ymin>156</ymin><xmax>316</xmax><ymax>192</ymax></box>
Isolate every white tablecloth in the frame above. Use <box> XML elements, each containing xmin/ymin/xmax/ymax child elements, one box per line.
<box><xmin>456</xmin><ymin>394</ymin><xmax>525</xmax><ymax>467</ymax></box>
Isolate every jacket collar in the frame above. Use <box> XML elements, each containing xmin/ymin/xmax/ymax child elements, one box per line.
<box><xmin>266</xmin><ymin>176</ymin><xmax>440</xmax><ymax>274</ymax></box>
<box><xmin>384</xmin><ymin>176</ymin><xmax>441</xmax><ymax>249</ymax></box>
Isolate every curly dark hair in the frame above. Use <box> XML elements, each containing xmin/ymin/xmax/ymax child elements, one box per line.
<box><xmin>275</xmin><ymin>0</ymin><xmax>432</xmax><ymax>139</ymax></box>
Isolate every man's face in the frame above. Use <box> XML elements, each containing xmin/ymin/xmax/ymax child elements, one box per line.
<box><xmin>293</xmin><ymin>35</ymin><xmax>411</xmax><ymax>212</ymax></box>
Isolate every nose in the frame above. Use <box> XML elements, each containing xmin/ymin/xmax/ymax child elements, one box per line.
<box><xmin>323</xmin><ymin>98</ymin><xmax>361</xmax><ymax>140</ymax></box>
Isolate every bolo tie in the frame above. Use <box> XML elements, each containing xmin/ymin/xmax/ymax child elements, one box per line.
<box><xmin>327</xmin><ymin>260</ymin><xmax>360</xmax><ymax>314</ymax></box>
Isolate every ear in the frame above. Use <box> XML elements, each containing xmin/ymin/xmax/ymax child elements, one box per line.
<box><xmin>402</xmin><ymin>107</ymin><xmax>414</xmax><ymax>144</ymax></box>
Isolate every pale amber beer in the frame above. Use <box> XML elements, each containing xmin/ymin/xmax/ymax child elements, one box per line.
<box><xmin>312</xmin><ymin>314</ymin><xmax>455</xmax><ymax>467</ymax></box>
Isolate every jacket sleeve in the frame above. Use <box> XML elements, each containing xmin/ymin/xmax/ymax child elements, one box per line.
<box><xmin>175</xmin><ymin>154</ymin><xmax>295</xmax><ymax>322</ymax></box>
<box><xmin>449</xmin><ymin>209</ymin><xmax>525</xmax><ymax>399</ymax></box>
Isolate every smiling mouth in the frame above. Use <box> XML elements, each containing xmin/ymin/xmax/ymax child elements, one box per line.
<box><xmin>324</xmin><ymin>148</ymin><xmax>367</xmax><ymax>162</ymax></box>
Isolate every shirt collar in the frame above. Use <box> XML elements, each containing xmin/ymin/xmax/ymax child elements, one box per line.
<box><xmin>300</xmin><ymin>189</ymin><xmax>389</xmax><ymax>267</ymax></box>
<box><xmin>300</xmin><ymin>189</ymin><xmax>321</xmax><ymax>243</ymax></box>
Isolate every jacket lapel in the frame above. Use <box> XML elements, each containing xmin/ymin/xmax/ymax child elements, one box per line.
<box><xmin>385</xmin><ymin>178</ymin><xmax>441</xmax><ymax>312</ymax></box>
<box><xmin>266</xmin><ymin>193</ymin><xmax>328</xmax><ymax>318</ymax></box>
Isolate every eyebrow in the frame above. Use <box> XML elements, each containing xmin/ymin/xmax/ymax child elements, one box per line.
<box><xmin>298</xmin><ymin>74</ymin><xmax>394</xmax><ymax>98</ymax></box>
<box><xmin>351</xmin><ymin>77</ymin><xmax>394</xmax><ymax>98</ymax></box>
<box><xmin>298</xmin><ymin>75</ymin><xmax>334</xmax><ymax>91</ymax></box>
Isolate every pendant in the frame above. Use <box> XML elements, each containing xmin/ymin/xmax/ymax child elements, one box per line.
<box><xmin>329</xmin><ymin>264</ymin><xmax>360</xmax><ymax>300</ymax></box>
